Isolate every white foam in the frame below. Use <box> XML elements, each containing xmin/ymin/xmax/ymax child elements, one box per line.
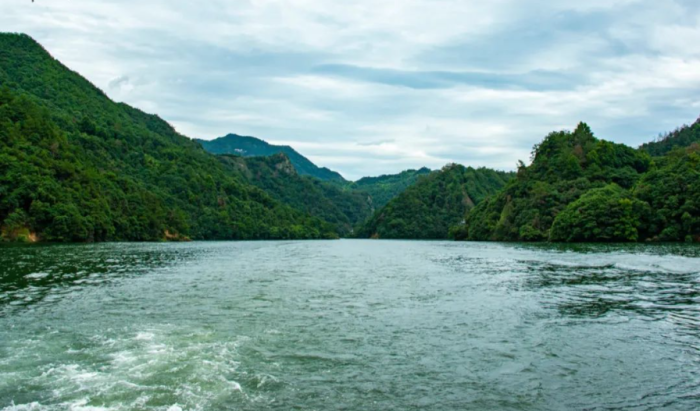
<box><xmin>134</xmin><ymin>332</ymin><xmax>155</xmax><ymax>341</ymax></box>
<box><xmin>110</xmin><ymin>350</ymin><xmax>136</xmax><ymax>364</ymax></box>
<box><xmin>25</xmin><ymin>272</ymin><xmax>49</xmax><ymax>280</ymax></box>
<box><xmin>544</xmin><ymin>253</ymin><xmax>700</xmax><ymax>275</ymax></box>
<box><xmin>68</xmin><ymin>398</ymin><xmax>115</xmax><ymax>411</ymax></box>
<box><xmin>228</xmin><ymin>380</ymin><xmax>242</xmax><ymax>391</ymax></box>
<box><xmin>70</xmin><ymin>370</ymin><xmax>100</xmax><ymax>382</ymax></box>
<box><xmin>1</xmin><ymin>402</ymin><xmax>44</xmax><ymax>411</ymax></box>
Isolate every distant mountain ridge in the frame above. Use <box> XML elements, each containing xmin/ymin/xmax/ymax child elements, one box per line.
<box><xmin>196</xmin><ymin>134</ymin><xmax>345</xmax><ymax>182</ymax></box>
<box><xmin>217</xmin><ymin>153</ymin><xmax>373</xmax><ymax>236</ymax></box>
<box><xmin>350</xmin><ymin>167</ymin><xmax>431</xmax><ymax>209</ymax></box>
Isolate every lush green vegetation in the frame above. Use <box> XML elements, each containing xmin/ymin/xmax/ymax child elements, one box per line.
<box><xmin>2</xmin><ymin>34</ymin><xmax>697</xmax><ymax>244</ymax></box>
<box><xmin>356</xmin><ymin>165</ymin><xmax>512</xmax><ymax>239</ymax></box>
<box><xmin>199</xmin><ymin>136</ymin><xmax>437</xmax><ymax>231</ymax></box>
<box><xmin>198</xmin><ymin>135</ymin><xmax>434</xmax><ymax>210</ymax></box>
<box><xmin>197</xmin><ymin>134</ymin><xmax>345</xmax><ymax>182</ymax></box>
<box><xmin>549</xmin><ymin>184</ymin><xmax>649</xmax><ymax>242</ymax></box>
<box><xmin>633</xmin><ymin>145</ymin><xmax>700</xmax><ymax>242</ymax></box>
<box><xmin>0</xmin><ymin>33</ymin><xmax>337</xmax><ymax>242</ymax></box>
<box><xmin>218</xmin><ymin>153</ymin><xmax>372</xmax><ymax>236</ymax></box>
<box><xmin>350</xmin><ymin>167</ymin><xmax>431</xmax><ymax>209</ymax></box>
<box><xmin>640</xmin><ymin>117</ymin><xmax>700</xmax><ymax>157</ymax></box>
<box><xmin>454</xmin><ymin>122</ymin><xmax>700</xmax><ymax>243</ymax></box>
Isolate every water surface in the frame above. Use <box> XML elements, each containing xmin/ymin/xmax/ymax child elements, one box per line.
<box><xmin>1</xmin><ymin>240</ymin><xmax>699</xmax><ymax>410</ymax></box>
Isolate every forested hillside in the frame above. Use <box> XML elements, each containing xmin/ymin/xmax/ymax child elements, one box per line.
<box><xmin>640</xmin><ymin>117</ymin><xmax>700</xmax><ymax>157</ymax></box>
<box><xmin>3</xmin><ymin>34</ymin><xmax>696</xmax><ymax>244</ymax></box>
<box><xmin>197</xmin><ymin>134</ymin><xmax>345</xmax><ymax>181</ymax></box>
<box><xmin>198</xmin><ymin>135</ymin><xmax>435</xmax><ymax>208</ymax></box>
<box><xmin>199</xmin><ymin>135</ymin><xmax>437</xmax><ymax>228</ymax></box>
<box><xmin>0</xmin><ymin>33</ymin><xmax>336</xmax><ymax>242</ymax></box>
<box><xmin>218</xmin><ymin>153</ymin><xmax>372</xmax><ymax>236</ymax></box>
<box><xmin>350</xmin><ymin>167</ymin><xmax>431</xmax><ymax>209</ymax></box>
<box><xmin>356</xmin><ymin>165</ymin><xmax>512</xmax><ymax>239</ymax></box>
<box><xmin>454</xmin><ymin>122</ymin><xmax>700</xmax><ymax>242</ymax></box>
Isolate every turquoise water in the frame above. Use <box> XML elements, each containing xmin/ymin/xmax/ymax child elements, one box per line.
<box><xmin>1</xmin><ymin>240</ymin><xmax>699</xmax><ymax>410</ymax></box>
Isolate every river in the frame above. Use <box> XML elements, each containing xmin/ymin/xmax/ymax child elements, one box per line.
<box><xmin>1</xmin><ymin>240</ymin><xmax>699</xmax><ymax>410</ymax></box>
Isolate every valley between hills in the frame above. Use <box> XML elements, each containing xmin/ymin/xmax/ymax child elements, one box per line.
<box><xmin>1</xmin><ymin>33</ymin><xmax>698</xmax><ymax>243</ymax></box>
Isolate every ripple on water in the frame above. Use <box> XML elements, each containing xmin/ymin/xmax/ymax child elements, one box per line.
<box><xmin>1</xmin><ymin>241</ymin><xmax>700</xmax><ymax>410</ymax></box>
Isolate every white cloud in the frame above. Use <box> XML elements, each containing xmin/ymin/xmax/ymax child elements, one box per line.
<box><xmin>2</xmin><ymin>0</ymin><xmax>700</xmax><ymax>179</ymax></box>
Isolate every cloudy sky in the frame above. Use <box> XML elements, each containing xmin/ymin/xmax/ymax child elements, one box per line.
<box><xmin>3</xmin><ymin>0</ymin><xmax>700</xmax><ymax>179</ymax></box>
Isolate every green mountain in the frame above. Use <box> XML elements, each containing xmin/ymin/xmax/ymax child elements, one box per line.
<box><xmin>356</xmin><ymin>165</ymin><xmax>513</xmax><ymax>239</ymax></box>
<box><xmin>196</xmin><ymin>136</ymin><xmax>435</xmax><ymax>229</ymax></box>
<box><xmin>632</xmin><ymin>144</ymin><xmax>700</xmax><ymax>242</ymax></box>
<box><xmin>0</xmin><ymin>33</ymin><xmax>337</xmax><ymax>242</ymax></box>
<box><xmin>350</xmin><ymin>167</ymin><xmax>431</xmax><ymax>209</ymax></box>
<box><xmin>196</xmin><ymin>134</ymin><xmax>345</xmax><ymax>182</ymax></box>
<box><xmin>217</xmin><ymin>153</ymin><xmax>372</xmax><ymax>236</ymax></box>
<box><xmin>640</xmin><ymin>117</ymin><xmax>700</xmax><ymax>157</ymax></box>
<box><xmin>454</xmin><ymin>122</ymin><xmax>700</xmax><ymax>242</ymax></box>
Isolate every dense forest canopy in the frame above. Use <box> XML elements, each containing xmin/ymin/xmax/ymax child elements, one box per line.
<box><xmin>350</xmin><ymin>167</ymin><xmax>431</xmax><ymax>210</ymax></box>
<box><xmin>640</xmin><ymin>117</ymin><xmax>700</xmax><ymax>157</ymax></box>
<box><xmin>218</xmin><ymin>153</ymin><xmax>373</xmax><ymax>236</ymax></box>
<box><xmin>199</xmin><ymin>135</ymin><xmax>433</xmax><ymax>213</ymax></box>
<box><xmin>0</xmin><ymin>33</ymin><xmax>337</xmax><ymax>242</ymax></box>
<box><xmin>453</xmin><ymin>122</ymin><xmax>700</xmax><ymax>243</ymax></box>
<box><xmin>356</xmin><ymin>165</ymin><xmax>513</xmax><ymax>239</ymax></box>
